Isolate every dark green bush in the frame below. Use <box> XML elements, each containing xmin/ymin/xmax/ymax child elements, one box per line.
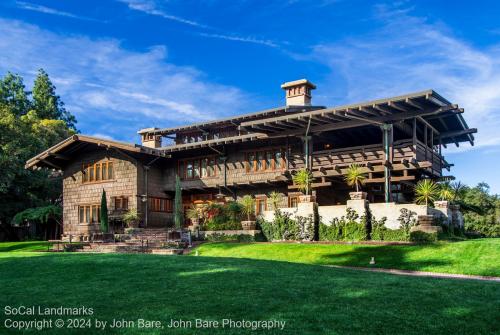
<box><xmin>318</xmin><ymin>208</ymin><xmax>367</xmax><ymax>241</ymax></box>
<box><xmin>409</xmin><ymin>231</ymin><xmax>438</xmax><ymax>243</ymax></box>
<box><xmin>205</xmin><ymin>233</ymin><xmax>256</xmax><ymax>242</ymax></box>
<box><xmin>201</xmin><ymin>202</ymin><xmax>242</xmax><ymax>231</ymax></box>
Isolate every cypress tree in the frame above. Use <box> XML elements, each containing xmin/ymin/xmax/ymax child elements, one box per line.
<box><xmin>174</xmin><ymin>175</ymin><xmax>183</xmax><ymax>230</ymax></box>
<box><xmin>100</xmin><ymin>189</ymin><xmax>109</xmax><ymax>233</ymax></box>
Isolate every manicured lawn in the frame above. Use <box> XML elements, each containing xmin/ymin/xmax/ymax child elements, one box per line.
<box><xmin>0</xmin><ymin>241</ymin><xmax>51</xmax><ymax>252</ymax></box>
<box><xmin>194</xmin><ymin>238</ymin><xmax>500</xmax><ymax>277</ymax></box>
<box><xmin>0</xmin><ymin>250</ymin><xmax>499</xmax><ymax>334</ymax></box>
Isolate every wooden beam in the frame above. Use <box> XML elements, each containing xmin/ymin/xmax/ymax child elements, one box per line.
<box><xmin>440</xmin><ymin>128</ymin><xmax>477</xmax><ymax>139</ymax></box>
<box><xmin>311</xmin><ymin>161</ymin><xmax>432</xmax><ymax>178</ymax></box>
<box><xmin>288</xmin><ymin>181</ymin><xmax>332</xmax><ymax>190</ymax></box>
<box><xmin>364</xmin><ymin>175</ymin><xmax>416</xmax><ymax>184</ymax></box>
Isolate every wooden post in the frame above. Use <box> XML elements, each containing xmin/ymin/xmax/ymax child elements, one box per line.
<box><xmin>381</xmin><ymin>123</ymin><xmax>393</xmax><ymax>203</ymax></box>
<box><xmin>424</xmin><ymin>124</ymin><xmax>428</xmax><ymax>161</ymax></box>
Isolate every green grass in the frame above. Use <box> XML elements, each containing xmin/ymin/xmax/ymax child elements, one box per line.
<box><xmin>0</xmin><ymin>251</ymin><xmax>499</xmax><ymax>335</ymax></box>
<box><xmin>0</xmin><ymin>241</ymin><xmax>51</xmax><ymax>252</ymax></box>
<box><xmin>194</xmin><ymin>239</ymin><xmax>500</xmax><ymax>277</ymax></box>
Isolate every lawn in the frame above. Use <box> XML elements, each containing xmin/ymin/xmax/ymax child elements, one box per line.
<box><xmin>0</xmin><ymin>241</ymin><xmax>51</xmax><ymax>253</ymax></box>
<box><xmin>194</xmin><ymin>238</ymin><xmax>500</xmax><ymax>277</ymax></box>
<box><xmin>0</xmin><ymin>247</ymin><xmax>499</xmax><ymax>334</ymax></box>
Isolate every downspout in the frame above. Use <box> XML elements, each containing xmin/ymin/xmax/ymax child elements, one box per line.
<box><xmin>305</xmin><ymin>116</ymin><xmax>312</xmax><ymax>195</ymax></box>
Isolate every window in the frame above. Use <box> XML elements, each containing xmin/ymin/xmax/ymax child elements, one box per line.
<box><xmin>178</xmin><ymin>156</ymin><xmax>217</xmax><ymax>180</ymax></box>
<box><xmin>83</xmin><ymin>161</ymin><xmax>113</xmax><ymax>183</ymax></box>
<box><xmin>246</xmin><ymin>148</ymin><xmax>285</xmax><ymax>172</ymax></box>
<box><xmin>78</xmin><ymin>205</ymin><xmax>101</xmax><ymax>223</ymax></box>
<box><xmin>114</xmin><ymin>197</ymin><xmax>129</xmax><ymax>210</ymax></box>
<box><xmin>149</xmin><ymin>197</ymin><xmax>173</xmax><ymax>213</ymax></box>
<box><xmin>288</xmin><ymin>196</ymin><xmax>299</xmax><ymax>208</ymax></box>
<box><xmin>255</xmin><ymin>198</ymin><xmax>267</xmax><ymax>216</ymax></box>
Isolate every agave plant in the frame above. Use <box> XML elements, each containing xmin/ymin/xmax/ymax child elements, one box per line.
<box><xmin>239</xmin><ymin>195</ymin><xmax>255</xmax><ymax>221</ymax></box>
<box><xmin>268</xmin><ymin>191</ymin><xmax>283</xmax><ymax>211</ymax></box>
<box><xmin>414</xmin><ymin>179</ymin><xmax>439</xmax><ymax>206</ymax></box>
<box><xmin>344</xmin><ymin>164</ymin><xmax>366</xmax><ymax>192</ymax></box>
<box><xmin>292</xmin><ymin>169</ymin><xmax>313</xmax><ymax>195</ymax></box>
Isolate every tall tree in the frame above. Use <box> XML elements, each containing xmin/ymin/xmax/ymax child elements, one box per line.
<box><xmin>0</xmin><ymin>70</ymin><xmax>77</xmax><ymax>226</ymax></box>
<box><xmin>100</xmin><ymin>189</ymin><xmax>109</xmax><ymax>233</ymax></box>
<box><xmin>32</xmin><ymin>69</ymin><xmax>77</xmax><ymax>130</ymax></box>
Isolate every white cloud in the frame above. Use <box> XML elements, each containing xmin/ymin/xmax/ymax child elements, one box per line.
<box><xmin>0</xmin><ymin>18</ymin><xmax>253</xmax><ymax>142</ymax></box>
<box><xmin>307</xmin><ymin>4</ymin><xmax>500</xmax><ymax>153</ymax></box>
<box><xmin>16</xmin><ymin>1</ymin><xmax>102</xmax><ymax>22</ymax></box>
<box><xmin>117</xmin><ymin>0</ymin><xmax>209</xmax><ymax>28</ymax></box>
<box><xmin>197</xmin><ymin>32</ymin><xmax>279</xmax><ymax>48</ymax></box>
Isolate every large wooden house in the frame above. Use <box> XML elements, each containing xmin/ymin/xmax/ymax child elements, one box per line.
<box><xmin>26</xmin><ymin>79</ymin><xmax>476</xmax><ymax>240</ymax></box>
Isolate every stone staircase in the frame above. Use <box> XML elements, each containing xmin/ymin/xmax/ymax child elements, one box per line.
<box><xmin>65</xmin><ymin>228</ymin><xmax>187</xmax><ymax>255</ymax></box>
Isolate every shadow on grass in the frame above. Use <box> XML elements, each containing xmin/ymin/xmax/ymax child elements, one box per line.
<box><xmin>0</xmin><ymin>252</ymin><xmax>498</xmax><ymax>335</ymax></box>
<box><xmin>0</xmin><ymin>241</ymin><xmax>50</xmax><ymax>252</ymax></box>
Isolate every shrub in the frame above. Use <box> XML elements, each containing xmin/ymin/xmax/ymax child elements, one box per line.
<box><xmin>205</xmin><ymin>233</ymin><xmax>256</xmax><ymax>242</ymax></box>
<box><xmin>318</xmin><ymin>208</ymin><xmax>367</xmax><ymax>241</ymax></box>
<box><xmin>200</xmin><ymin>202</ymin><xmax>242</xmax><ymax>231</ymax></box>
<box><xmin>410</xmin><ymin>231</ymin><xmax>438</xmax><ymax>243</ymax></box>
<box><xmin>259</xmin><ymin>210</ymin><xmax>314</xmax><ymax>241</ymax></box>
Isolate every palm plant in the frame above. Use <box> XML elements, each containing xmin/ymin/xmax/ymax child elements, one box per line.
<box><xmin>239</xmin><ymin>195</ymin><xmax>255</xmax><ymax>221</ymax></box>
<box><xmin>414</xmin><ymin>179</ymin><xmax>439</xmax><ymax>206</ymax></box>
<box><xmin>450</xmin><ymin>181</ymin><xmax>466</xmax><ymax>202</ymax></box>
<box><xmin>292</xmin><ymin>169</ymin><xmax>313</xmax><ymax>195</ymax></box>
<box><xmin>268</xmin><ymin>191</ymin><xmax>283</xmax><ymax>211</ymax></box>
<box><xmin>344</xmin><ymin>164</ymin><xmax>366</xmax><ymax>192</ymax></box>
<box><xmin>123</xmin><ymin>208</ymin><xmax>139</xmax><ymax>227</ymax></box>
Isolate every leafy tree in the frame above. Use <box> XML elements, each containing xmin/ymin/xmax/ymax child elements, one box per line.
<box><xmin>460</xmin><ymin>183</ymin><xmax>500</xmax><ymax>237</ymax></box>
<box><xmin>344</xmin><ymin>164</ymin><xmax>366</xmax><ymax>192</ymax></box>
<box><xmin>173</xmin><ymin>175</ymin><xmax>183</xmax><ymax>229</ymax></box>
<box><xmin>100</xmin><ymin>189</ymin><xmax>109</xmax><ymax>233</ymax></box>
<box><xmin>0</xmin><ymin>70</ymin><xmax>77</xmax><ymax>227</ymax></box>
<box><xmin>32</xmin><ymin>69</ymin><xmax>76</xmax><ymax>130</ymax></box>
<box><xmin>414</xmin><ymin>179</ymin><xmax>439</xmax><ymax>206</ymax></box>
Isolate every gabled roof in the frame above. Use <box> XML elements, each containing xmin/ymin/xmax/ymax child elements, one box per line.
<box><xmin>25</xmin><ymin>135</ymin><xmax>167</xmax><ymax>170</ymax></box>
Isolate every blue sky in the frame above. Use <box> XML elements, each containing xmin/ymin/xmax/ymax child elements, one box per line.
<box><xmin>1</xmin><ymin>0</ymin><xmax>500</xmax><ymax>193</ymax></box>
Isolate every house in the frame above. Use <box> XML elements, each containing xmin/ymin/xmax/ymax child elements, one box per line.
<box><xmin>26</xmin><ymin>79</ymin><xmax>476</xmax><ymax>240</ymax></box>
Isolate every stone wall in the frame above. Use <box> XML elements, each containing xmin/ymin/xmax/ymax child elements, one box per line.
<box><xmin>262</xmin><ymin>200</ymin><xmax>463</xmax><ymax>230</ymax></box>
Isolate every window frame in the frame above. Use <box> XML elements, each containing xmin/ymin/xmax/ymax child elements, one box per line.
<box><xmin>149</xmin><ymin>197</ymin><xmax>173</xmax><ymax>213</ymax></box>
<box><xmin>78</xmin><ymin>204</ymin><xmax>101</xmax><ymax>223</ymax></box>
<box><xmin>245</xmin><ymin>148</ymin><xmax>285</xmax><ymax>173</ymax></box>
<box><xmin>82</xmin><ymin>160</ymin><xmax>114</xmax><ymax>184</ymax></box>
<box><xmin>178</xmin><ymin>155</ymin><xmax>218</xmax><ymax>180</ymax></box>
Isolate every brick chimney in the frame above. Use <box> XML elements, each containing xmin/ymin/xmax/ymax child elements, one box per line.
<box><xmin>138</xmin><ymin>128</ymin><xmax>162</xmax><ymax>148</ymax></box>
<box><xmin>281</xmin><ymin>79</ymin><xmax>316</xmax><ymax>106</ymax></box>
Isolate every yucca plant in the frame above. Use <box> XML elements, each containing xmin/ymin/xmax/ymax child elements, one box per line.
<box><xmin>239</xmin><ymin>195</ymin><xmax>255</xmax><ymax>221</ymax></box>
<box><xmin>438</xmin><ymin>183</ymin><xmax>454</xmax><ymax>201</ymax></box>
<box><xmin>414</xmin><ymin>179</ymin><xmax>439</xmax><ymax>206</ymax></box>
<box><xmin>268</xmin><ymin>191</ymin><xmax>283</xmax><ymax>211</ymax></box>
<box><xmin>292</xmin><ymin>169</ymin><xmax>313</xmax><ymax>195</ymax></box>
<box><xmin>344</xmin><ymin>164</ymin><xmax>366</xmax><ymax>192</ymax></box>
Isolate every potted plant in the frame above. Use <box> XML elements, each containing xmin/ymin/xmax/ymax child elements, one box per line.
<box><xmin>414</xmin><ymin>179</ymin><xmax>439</xmax><ymax>206</ymax></box>
<box><xmin>123</xmin><ymin>208</ymin><xmax>140</xmax><ymax>228</ymax></box>
<box><xmin>186</xmin><ymin>205</ymin><xmax>200</xmax><ymax>230</ymax></box>
<box><xmin>239</xmin><ymin>195</ymin><xmax>256</xmax><ymax>230</ymax></box>
<box><xmin>344</xmin><ymin>164</ymin><xmax>367</xmax><ymax>200</ymax></box>
<box><xmin>292</xmin><ymin>169</ymin><xmax>315</xmax><ymax>202</ymax></box>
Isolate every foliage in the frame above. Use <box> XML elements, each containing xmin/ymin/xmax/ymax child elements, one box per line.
<box><xmin>459</xmin><ymin>182</ymin><xmax>500</xmax><ymax>237</ymax></box>
<box><xmin>100</xmin><ymin>189</ymin><xmax>108</xmax><ymax>233</ymax></box>
<box><xmin>0</xmin><ymin>70</ymin><xmax>76</xmax><ymax>225</ymax></box>
<box><xmin>344</xmin><ymin>163</ymin><xmax>366</xmax><ymax>192</ymax></box>
<box><xmin>318</xmin><ymin>208</ymin><xmax>368</xmax><ymax>241</ymax></box>
<box><xmin>122</xmin><ymin>209</ymin><xmax>139</xmax><ymax>227</ymax></box>
<box><xmin>11</xmin><ymin>204</ymin><xmax>61</xmax><ymax>226</ymax></box>
<box><xmin>292</xmin><ymin>168</ymin><xmax>313</xmax><ymax>195</ymax></box>
<box><xmin>185</xmin><ymin>205</ymin><xmax>199</xmax><ymax>220</ymax></box>
<box><xmin>438</xmin><ymin>183</ymin><xmax>454</xmax><ymax>201</ymax></box>
<box><xmin>259</xmin><ymin>210</ymin><xmax>314</xmax><ymax>241</ymax></box>
<box><xmin>267</xmin><ymin>191</ymin><xmax>283</xmax><ymax>211</ymax></box>
<box><xmin>397</xmin><ymin>208</ymin><xmax>417</xmax><ymax>234</ymax></box>
<box><xmin>414</xmin><ymin>179</ymin><xmax>439</xmax><ymax>206</ymax></box>
<box><xmin>173</xmin><ymin>175</ymin><xmax>183</xmax><ymax>229</ymax></box>
<box><xmin>200</xmin><ymin>202</ymin><xmax>242</xmax><ymax>231</ymax></box>
<box><xmin>409</xmin><ymin>231</ymin><xmax>438</xmax><ymax>243</ymax></box>
<box><xmin>239</xmin><ymin>195</ymin><xmax>255</xmax><ymax>221</ymax></box>
<box><xmin>204</xmin><ymin>233</ymin><xmax>257</xmax><ymax>243</ymax></box>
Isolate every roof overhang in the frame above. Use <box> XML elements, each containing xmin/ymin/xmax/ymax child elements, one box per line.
<box><xmin>26</xmin><ymin>135</ymin><xmax>168</xmax><ymax>170</ymax></box>
<box><xmin>239</xmin><ymin>89</ymin><xmax>476</xmax><ymax>146</ymax></box>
